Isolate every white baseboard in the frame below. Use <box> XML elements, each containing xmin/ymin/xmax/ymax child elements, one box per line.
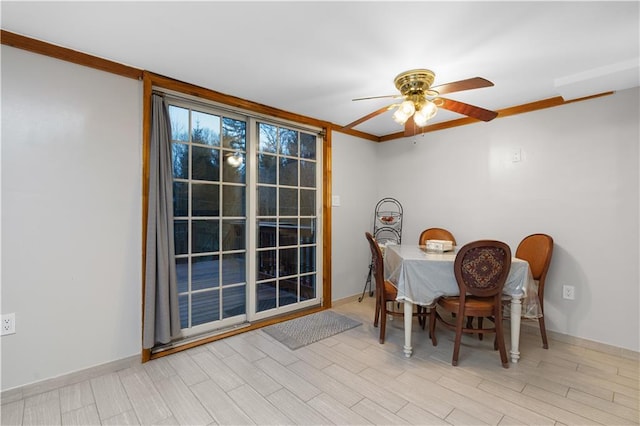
<box><xmin>519</xmin><ymin>319</ymin><xmax>639</xmax><ymax>361</ymax></box>
<box><xmin>331</xmin><ymin>293</ymin><xmax>362</xmax><ymax>307</ymax></box>
<box><xmin>1</xmin><ymin>355</ymin><xmax>140</xmax><ymax>404</ymax></box>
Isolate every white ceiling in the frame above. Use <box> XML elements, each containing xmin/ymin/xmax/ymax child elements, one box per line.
<box><xmin>2</xmin><ymin>1</ymin><xmax>639</xmax><ymax>137</ymax></box>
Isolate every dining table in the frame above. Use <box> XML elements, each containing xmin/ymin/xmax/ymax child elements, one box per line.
<box><xmin>383</xmin><ymin>243</ymin><xmax>541</xmax><ymax>363</ymax></box>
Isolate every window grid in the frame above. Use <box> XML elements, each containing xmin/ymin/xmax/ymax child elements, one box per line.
<box><xmin>255</xmin><ymin>123</ymin><xmax>318</xmax><ymax>312</ymax></box>
<box><xmin>170</xmin><ymin>103</ymin><xmax>247</xmax><ymax>331</ymax></box>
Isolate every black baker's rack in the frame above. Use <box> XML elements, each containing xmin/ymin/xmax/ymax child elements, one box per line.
<box><xmin>359</xmin><ymin>197</ymin><xmax>403</xmax><ymax>302</ymax></box>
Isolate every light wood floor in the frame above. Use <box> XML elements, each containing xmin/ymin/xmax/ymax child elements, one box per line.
<box><xmin>2</xmin><ymin>296</ymin><xmax>638</xmax><ymax>425</ymax></box>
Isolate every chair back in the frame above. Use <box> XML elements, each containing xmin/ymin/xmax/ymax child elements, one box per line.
<box><xmin>365</xmin><ymin>232</ymin><xmax>386</xmax><ymax>298</ymax></box>
<box><xmin>454</xmin><ymin>240</ymin><xmax>512</xmax><ymax>298</ymax></box>
<box><xmin>419</xmin><ymin>228</ymin><xmax>457</xmax><ymax>246</ymax></box>
<box><xmin>516</xmin><ymin>233</ymin><xmax>553</xmax><ymax>305</ymax></box>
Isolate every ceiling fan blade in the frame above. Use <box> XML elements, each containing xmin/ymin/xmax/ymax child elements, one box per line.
<box><xmin>438</xmin><ymin>97</ymin><xmax>498</xmax><ymax>122</ymax></box>
<box><xmin>431</xmin><ymin>77</ymin><xmax>494</xmax><ymax>95</ymax></box>
<box><xmin>342</xmin><ymin>103</ymin><xmax>396</xmax><ymax>129</ymax></box>
<box><xmin>352</xmin><ymin>94</ymin><xmax>402</xmax><ymax>101</ymax></box>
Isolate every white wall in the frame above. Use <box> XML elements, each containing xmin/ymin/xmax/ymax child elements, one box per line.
<box><xmin>373</xmin><ymin>88</ymin><xmax>639</xmax><ymax>352</ymax></box>
<box><xmin>1</xmin><ymin>46</ymin><xmax>143</xmax><ymax>390</ymax></box>
<box><xmin>330</xmin><ymin>133</ymin><xmax>379</xmax><ymax>301</ymax></box>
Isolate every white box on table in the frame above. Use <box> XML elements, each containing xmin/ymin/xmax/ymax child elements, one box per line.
<box><xmin>425</xmin><ymin>239</ymin><xmax>454</xmax><ymax>252</ymax></box>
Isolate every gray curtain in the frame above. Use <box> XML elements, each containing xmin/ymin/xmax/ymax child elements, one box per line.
<box><xmin>143</xmin><ymin>94</ymin><xmax>181</xmax><ymax>349</ymax></box>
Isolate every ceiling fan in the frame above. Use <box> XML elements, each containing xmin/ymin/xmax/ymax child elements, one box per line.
<box><xmin>342</xmin><ymin>69</ymin><xmax>498</xmax><ymax>135</ymax></box>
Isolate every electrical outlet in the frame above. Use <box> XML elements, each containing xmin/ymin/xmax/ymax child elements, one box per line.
<box><xmin>1</xmin><ymin>313</ymin><xmax>16</xmax><ymax>336</ymax></box>
<box><xmin>562</xmin><ymin>285</ymin><xmax>575</xmax><ymax>300</ymax></box>
<box><xmin>511</xmin><ymin>148</ymin><xmax>522</xmax><ymax>162</ymax></box>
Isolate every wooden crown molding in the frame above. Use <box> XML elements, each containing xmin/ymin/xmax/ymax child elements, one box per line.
<box><xmin>2</xmin><ymin>29</ymin><xmax>614</xmax><ymax>143</ymax></box>
<box><xmin>1</xmin><ymin>29</ymin><xmax>143</xmax><ymax>80</ymax></box>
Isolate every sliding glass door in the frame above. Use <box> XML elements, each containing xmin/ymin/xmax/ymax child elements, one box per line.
<box><xmin>252</xmin><ymin>122</ymin><xmax>320</xmax><ymax>320</ymax></box>
<box><xmin>167</xmin><ymin>97</ymin><xmax>321</xmax><ymax>337</ymax></box>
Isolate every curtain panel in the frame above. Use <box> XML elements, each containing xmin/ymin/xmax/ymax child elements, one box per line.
<box><xmin>143</xmin><ymin>94</ymin><xmax>181</xmax><ymax>349</ymax></box>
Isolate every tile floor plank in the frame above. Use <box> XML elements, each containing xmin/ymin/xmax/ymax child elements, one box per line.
<box><xmin>566</xmin><ymin>388</ymin><xmax>640</xmax><ymax>423</ymax></box>
<box><xmin>478</xmin><ymin>376</ymin><xmax>596</xmax><ymax>425</ymax></box>
<box><xmin>221</xmin><ymin>352</ymin><xmax>282</xmax><ymax>397</ymax></box>
<box><xmin>203</xmin><ymin>338</ymin><xmax>237</xmax><ymax>359</ymax></box>
<box><xmin>306</xmin><ymin>339</ymin><xmax>368</xmax><ymax>374</ymax></box>
<box><xmin>190</xmin><ymin>350</ymin><xmax>245</xmax><ymax>392</ymax></box>
<box><xmin>153</xmin><ymin>375</ymin><xmax>212</xmax><ymax>426</ymax></box>
<box><xmin>224</xmin><ymin>334</ymin><xmax>267</xmax><ymax>363</ymax></box>
<box><xmin>22</xmin><ymin>398</ymin><xmax>61</xmax><ymax>426</ymax></box>
<box><xmin>438</xmin><ymin>375</ymin><xmax>555</xmax><ymax>425</ymax></box>
<box><xmin>288</xmin><ymin>360</ymin><xmax>365</xmax><ymax>408</ymax></box>
<box><xmin>307</xmin><ymin>392</ymin><xmax>370</xmax><ymax>425</ymax></box>
<box><xmin>522</xmin><ymin>383</ymin><xmax>634</xmax><ymax>425</ymax></box>
<box><xmin>323</xmin><ymin>364</ymin><xmax>409</xmax><ymax>413</ymax></box>
<box><xmin>58</xmin><ymin>381</ymin><xmax>94</xmax><ymax>414</ymax></box>
<box><xmin>1</xmin><ymin>399</ymin><xmax>25</xmax><ymax>425</ymax></box>
<box><xmin>166</xmin><ymin>352</ymin><xmax>209</xmax><ymax>386</ymax></box>
<box><xmin>392</xmin><ymin>368</ymin><xmax>501</xmax><ymax>423</ymax></box>
<box><xmin>351</xmin><ymin>397</ymin><xmax>409</xmax><ymax>425</ymax></box>
<box><xmin>101</xmin><ymin>409</ymin><xmax>140</xmax><ymax>425</ymax></box>
<box><xmin>227</xmin><ymin>384</ymin><xmax>293</xmax><ymax>425</ymax></box>
<box><xmin>266</xmin><ymin>388</ymin><xmax>332</xmax><ymax>425</ymax></box>
<box><xmin>292</xmin><ymin>346</ymin><xmax>333</xmax><ymax>370</ymax></box>
<box><xmin>60</xmin><ymin>404</ymin><xmax>100</xmax><ymax>426</ymax></box>
<box><xmin>90</xmin><ymin>373</ymin><xmax>132</xmax><ymax>421</ymax></box>
<box><xmin>243</xmin><ymin>331</ymin><xmax>300</xmax><ymax>366</ymax></box>
<box><xmin>395</xmin><ymin>402</ymin><xmax>451</xmax><ymax>425</ymax></box>
<box><xmin>444</xmin><ymin>408</ymin><xmax>491</xmax><ymax>425</ymax></box>
<box><xmin>190</xmin><ymin>379</ymin><xmax>256</xmax><ymax>425</ymax></box>
<box><xmin>119</xmin><ymin>368</ymin><xmax>172</xmax><ymax>425</ymax></box>
<box><xmin>255</xmin><ymin>356</ymin><xmax>321</xmax><ymax>402</ymax></box>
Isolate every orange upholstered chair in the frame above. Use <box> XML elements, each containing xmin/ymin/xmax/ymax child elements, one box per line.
<box><xmin>516</xmin><ymin>233</ymin><xmax>554</xmax><ymax>349</ymax></box>
<box><xmin>418</xmin><ymin>228</ymin><xmax>457</xmax><ymax>246</ymax></box>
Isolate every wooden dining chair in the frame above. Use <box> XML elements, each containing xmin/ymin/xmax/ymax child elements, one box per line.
<box><xmin>417</xmin><ymin>227</ymin><xmax>457</xmax><ymax>329</ymax></box>
<box><xmin>469</xmin><ymin>234</ymin><xmax>554</xmax><ymax>348</ymax></box>
<box><xmin>429</xmin><ymin>240</ymin><xmax>512</xmax><ymax>368</ymax></box>
<box><xmin>365</xmin><ymin>232</ymin><xmax>428</xmax><ymax>343</ymax></box>
<box><xmin>418</xmin><ymin>227</ymin><xmax>457</xmax><ymax>246</ymax></box>
<box><xmin>516</xmin><ymin>233</ymin><xmax>554</xmax><ymax>349</ymax></box>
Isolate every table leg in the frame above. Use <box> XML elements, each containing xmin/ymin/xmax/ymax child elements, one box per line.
<box><xmin>403</xmin><ymin>300</ymin><xmax>413</xmax><ymax>357</ymax></box>
<box><xmin>510</xmin><ymin>295</ymin><xmax>522</xmax><ymax>363</ymax></box>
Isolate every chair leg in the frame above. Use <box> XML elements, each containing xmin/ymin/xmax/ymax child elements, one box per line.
<box><xmin>374</xmin><ymin>295</ymin><xmax>381</xmax><ymax>328</ymax></box>
<box><xmin>452</xmin><ymin>311</ymin><xmax>465</xmax><ymax>366</ymax></box>
<box><xmin>379</xmin><ymin>301</ymin><xmax>387</xmax><ymax>344</ymax></box>
<box><xmin>477</xmin><ymin>317</ymin><xmax>484</xmax><ymax>341</ymax></box>
<box><xmin>429</xmin><ymin>307</ymin><xmax>438</xmax><ymax>346</ymax></box>
<box><xmin>495</xmin><ymin>315</ymin><xmax>509</xmax><ymax>368</ymax></box>
<box><xmin>538</xmin><ymin>315</ymin><xmax>549</xmax><ymax>349</ymax></box>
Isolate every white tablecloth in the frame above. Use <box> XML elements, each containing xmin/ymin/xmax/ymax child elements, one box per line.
<box><xmin>384</xmin><ymin>244</ymin><xmax>541</xmax><ymax>318</ymax></box>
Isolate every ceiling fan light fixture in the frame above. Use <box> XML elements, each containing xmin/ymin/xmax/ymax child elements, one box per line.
<box><xmin>413</xmin><ymin>100</ymin><xmax>438</xmax><ymax>126</ymax></box>
<box><xmin>344</xmin><ymin>68</ymin><xmax>497</xmax><ymax>132</ymax></box>
<box><xmin>392</xmin><ymin>100</ymin><xmax>416</xmax><ymax>124</ymax></box>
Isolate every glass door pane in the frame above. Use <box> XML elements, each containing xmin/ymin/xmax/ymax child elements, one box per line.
<box><xmin>169</xmin><ymin>102</ymin><xmax>248</xmax><ymax>337</ymax></box>
<box><xmin>253</xmin><ymin>122</ymin><xmax>320</xmax><ymax>318</ymax></box>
